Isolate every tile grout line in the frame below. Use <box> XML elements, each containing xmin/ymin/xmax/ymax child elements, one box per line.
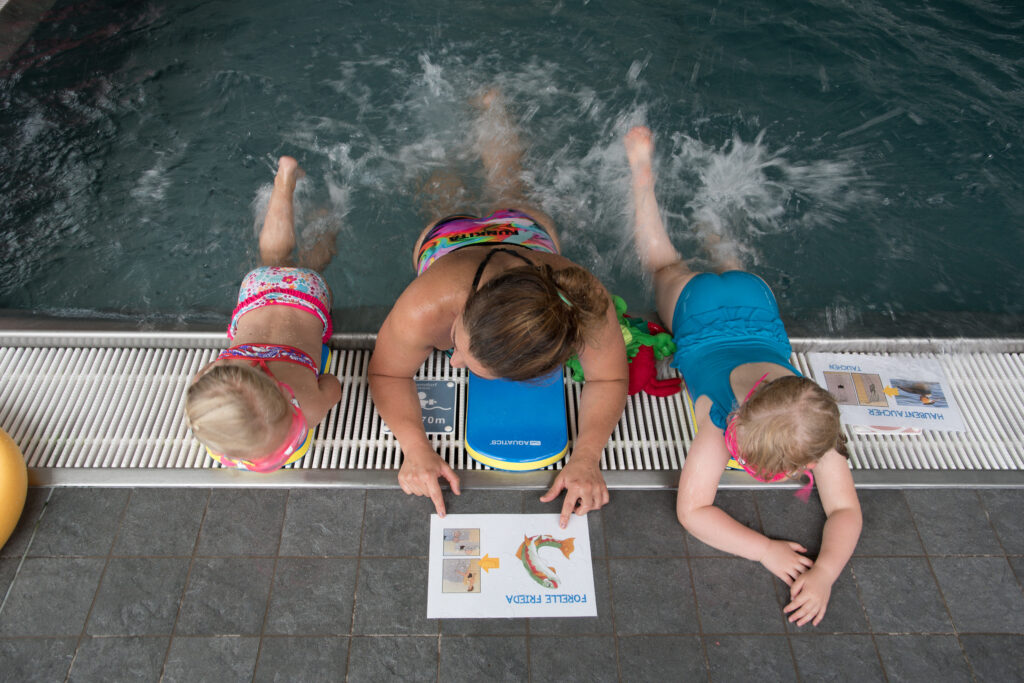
<box><xmin>840</xmin><ymin>558</ymin><xmax>888</xmax><ymax>682</ymax></box>
<box><xmin>159</xmin><ymin>487</ymin><xmax>212</xmax><ymax>682</ymax></box>
<box><xmin>750</xmin><ymin>491</ymin><xmax>805</xmax><ymax>679</ymax></box>
<box><xmin>344</xmin><ymin>490</ymin><xmax>368</xmax><ymax>681</ymax></box>
<box><xmin>679</xmin><ymin>511</ymin><xmax>712</xmax><ymax>681</ymax></box>
<box><xmin>857</xmin><ymin>490</ymin><xmax>907</xmax><ymax>683</ymax></box>
<box><xmin>974</xmin><ymin>489</ymin><xmax>1014</xmax><ymax>558</ymax></box>
<box><xmin>599</xmin><ymin>507</ymin><xmax>623</xmax><ymax>683</ymax></box>
<box><xmin>974</xmin><ymin>490</ymin><xmax>1024</xmax><ymax>601</ymax></box>
<box><xmin>251</xmin><ymin>488</ymin><xmax>291</xmax><ymax>681</ymax></box>
<box><xmin>905</xmin><ymin>490</ymin><xmax>974</xmax><ymax>681</ymax></box>
<box><xmin>67</xmin><ymin>488</ymin><xmax>132</xmax><ymax>683</ymax></box>
<box><xmin>955</xmin><ymin>488</ymin><xmax>1024</xmax><ymax>679</ymax></box>
<box><xmin>0</xmin><ymin>488</ymin><xmax>53</xmax><ymax>620</ymax></box>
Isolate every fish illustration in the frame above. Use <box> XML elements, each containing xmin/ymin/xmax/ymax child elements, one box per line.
<box><xmin>515</xmin><ymin>534</ymin><xmax>575</xmax><ymax>589</ymax></box>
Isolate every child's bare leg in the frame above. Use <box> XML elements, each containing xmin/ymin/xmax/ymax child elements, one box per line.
<box><xmin>474</xmin><ymin>88</ymin><xmax>561</xmax><ymax>250</ymax></box>
<box><xmin>475</xmin><ymin>88</ymin><xmax>527</xmax><ymax>205</ymax></box>
<box><xmin>417</xmin><ymin>169</ymin><xmax>470</xmax><ymax>221</ymax></box>
<box><xmin>697</xmin><ymin>223</ymin><xmax>743</xmax><ymax>272</ymax></box>
<box><xmin>298</xmin><ymin>223</ymin><xmax>338</xmax><ymax>272</ymax></box>
<box><xmin>411</xmin><ymin>169</ymin><xmax>472</xmax><ymax>270</ymax></box>
<box><xmin>625</xmin><ymin>126</ymin><xmax>695</xmax><ymax>330</ymax></box>
<box><xmin>258</xmin><ymin>156</ymin><xmax>305</xmax><ymax>267</ymax></box>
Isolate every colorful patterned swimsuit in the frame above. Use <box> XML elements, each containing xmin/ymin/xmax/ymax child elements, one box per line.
<box><xmin>229</xmin><ymin>266</ymin><xmax>333</xmax><ymax>343</ymax></box>
<box><xmin>415</xmin><ymin>209</ymin><xmax>559</xmax><ymax>275</ymax></box>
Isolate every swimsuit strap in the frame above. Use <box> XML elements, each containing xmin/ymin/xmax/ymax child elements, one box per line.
<box><xmin>725</xmin><ymin>372</ymin><xmax>774</xmax><ymax>466</ymax></box>
<box><xmin>470</xmin><ymin>247</ymin><xmax>535</xmax><ymax>291</ymax></box>
<box><xmin>726</xmin><ymin>371</ymin><xmax>816</xmax><ymax>501</ymax></box>
<box><xmin>217</xmin><ymin>343</ymin><xmax>320</xmax><ymax>376</ymax></box>
<box><xmin>742</xmin><ymin>372</ymin><xmax>771</xmax><ymax>401</ymax></box>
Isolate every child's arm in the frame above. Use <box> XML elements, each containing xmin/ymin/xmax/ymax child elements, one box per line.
<box><xmin>287</xmin><ymin>373</ymin><xmax>341</xmax><ymax>428</ymax></box>
<box><xmin>314</xmin><ymin>373</ymin><xmax>342</xmax><ymax>418</ymax></box>
<box><xmin>783</xmin><ymin>448</ymin><xmax>862</xmax><ymax>626</ymax></box>
<box><xmin>677</xmin><ymin>412</ymin><xmax>814</xmax><ymax>583</ymax></box>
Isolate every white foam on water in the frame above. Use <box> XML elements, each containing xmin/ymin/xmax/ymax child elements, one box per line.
<box><xmin>129</xmin><ymin>141</ymin><xmax>187</xmax><ymax>210</ymax></box>
<box><xmin>245</xmin><ymin>49</ymin><xmax>875</xmax><ymax>305</ymax></box>
<box><xmin>249</xmin><ymin>169</ymin><xmax>351</xmax><ymax>251</ymax></box>
<box><xmin>659</xmin><ymin>130</ymin><xmax>873</xmax><ymax>269</ymax></box>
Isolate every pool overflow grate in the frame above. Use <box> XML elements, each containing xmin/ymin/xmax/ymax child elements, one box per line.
<box><xmin>1</xmin><ymin>331</ymin><xmax>1023</xmax><ymax>488</ymax></box>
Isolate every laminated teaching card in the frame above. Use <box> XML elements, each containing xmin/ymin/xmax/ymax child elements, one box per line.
<box><xmin>427</xmin><ymin>514</ymin><xmax>596</xmax><ymax>619</ymax></box>
<box><xmin>807</xmin><ymin>353</ymin><xmax>965</xmax><ymax>433</ymax></box>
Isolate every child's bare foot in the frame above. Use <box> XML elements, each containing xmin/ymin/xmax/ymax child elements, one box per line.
<box><xmin>697</xmin><ymin>222</ymin><xmax>743</xmax><ymax>271</ymax></box>
<box><xmin>275</xmin><ymin>156</ymin><xmax>305</xmax><ymax>192</ymax></box>
<box><xmin>624</xmin><ymin>126</ymin><xmax>654</xmax><ymax>178</ymax></box>
<box><xmin>472</xmin><ymin>86</ymin><xmax>503</xmax><ymax>113</ymax></box>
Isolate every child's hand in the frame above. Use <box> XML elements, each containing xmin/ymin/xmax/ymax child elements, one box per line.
<box><xmin>784</xmin><ymin>566</ymin><xmax>833</xmax><ymax>626</ymax></box>
<box><xmin>758</xmin><ymin>539</ymin><xmax>813</xmax><ymax>585</ymax></box>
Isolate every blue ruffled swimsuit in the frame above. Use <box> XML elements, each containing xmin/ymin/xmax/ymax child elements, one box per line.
<box><xmin>670</xmin><ymin>271</ymin><xmax>800</xmax><ymax>430</ymax></box>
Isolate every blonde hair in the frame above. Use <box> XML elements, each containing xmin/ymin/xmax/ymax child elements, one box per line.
<box><xmin>184</xmin><ymin>364</ymin><xmax>291</xmax><ymax>456</ymax></box>
<box><xmin>463</xmin><ymin>264</ymin><xmax>608</xmax><ymax>381</ymax></box>
<box><xmin>732</xmin><ymin>375</ymin><xmax>849</xmax><ymax>481</ymax></box>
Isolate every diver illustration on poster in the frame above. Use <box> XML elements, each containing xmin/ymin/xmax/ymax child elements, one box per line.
<box><xmin>427</xmin><ymin>514</ymin><xmax>596</xmax><ymax>619</ymax></box>
<box><xmin>807</xmin><ymin>353</ymin><xmax>965</xmax><ymax>433</ymax></box>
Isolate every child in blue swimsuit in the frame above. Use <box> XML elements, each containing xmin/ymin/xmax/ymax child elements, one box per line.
<box><xmin>185</xmin><ymin>157</ymin><xmax>342</xmax><ymax>471</ymax></box>
<box><xmin>625</xmin><ymin>126</ymin><xmax>862</xmax><ymax>627</ymax></box>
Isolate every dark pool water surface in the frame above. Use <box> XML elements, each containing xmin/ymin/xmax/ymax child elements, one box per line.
<box><xmin>1</xmin><ymin>0</ymin><xmax>1022</xmax><ymax>335</ymax></box>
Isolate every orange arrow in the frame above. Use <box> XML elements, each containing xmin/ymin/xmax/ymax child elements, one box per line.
<box><xmin>479</xmin><ymin>554</ymin><xmax>500</xmax><ymax>572</ymax></box>
<box><xmin>883</xmin><ymin>387</ymin><xmax>900</xmax><ymax>397</ymax></box>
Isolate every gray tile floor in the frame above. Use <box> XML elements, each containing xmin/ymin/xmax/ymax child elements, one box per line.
<box><xmin>1</xmin><ymin>485</ymin><xmax>1023</xmax><ymax>682</ymax></box>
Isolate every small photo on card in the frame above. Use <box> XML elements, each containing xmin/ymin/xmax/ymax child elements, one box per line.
<box><xmin>823</xmin><ymin>372</ymin><xmax>859</xmax><ymax>406</ymax></box>
<box><xmin>852</xmin><ymin>373</ymin><xmax>888</xmax><ymax>407</ymax></box>
<box><xmin>892</xmin><ymin>379</ymin><xmax>948</xmax><ymax>408</ymax></box>
<box><xmin>443</xmin><ymin>528</ymin><xmax>480</xmax><ymax>556</ymax></box>
<box><xmin>442</xmin><ymin>559</ymin><xmax>482</xmax><ymax>594</ymax></box>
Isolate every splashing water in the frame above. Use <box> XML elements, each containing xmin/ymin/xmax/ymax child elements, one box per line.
<box><xmin>661</xmin><ymin>130</ymin><xmax>872</xmax><ymax>269</ymax></box>
<box><xmin>5</xmin><ymin>0</ymin><xmax>1020</xmax><ymax>335</ymax></box>
<box><xmin>274</xmin><ymin>50</ymin><xmax>876</xmax><ymax>296</ymax></box>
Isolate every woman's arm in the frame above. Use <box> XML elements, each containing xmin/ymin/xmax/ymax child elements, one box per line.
<box><xmin>368</xmin><ymin>304</ymin><xmax>460</xmax><ymax>517</ymax></box>
<box><xmin>784</xmin><ymin>448</ymin><xmax>862</xmax><ymax>626</ymax></box>
<box><xmin>540</xmin><ymin>299</ymin><xmax>628</xmax><ymax>528</ymax></box>
<box><xmin>677</xmin><ymin>410</ymin><xmax>814</xmax><ymax>582</ymax></box>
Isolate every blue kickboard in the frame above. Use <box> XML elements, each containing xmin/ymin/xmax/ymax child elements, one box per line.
<box><xmin>465</xmin><ymin>368</ymin><xmax>569</xmax><ymax>471</ymax></box>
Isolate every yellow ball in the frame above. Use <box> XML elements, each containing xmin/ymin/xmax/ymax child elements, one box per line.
<box><xmin>0</xmin><ymin>428</ymin><xmax>28</xmax><ymax>549</ymax></box>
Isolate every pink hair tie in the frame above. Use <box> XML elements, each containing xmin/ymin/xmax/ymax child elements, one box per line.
<box><xmin>794</xmin><ymin>470</ymin><xmax>815</xmax><ymax>503</ymax></box>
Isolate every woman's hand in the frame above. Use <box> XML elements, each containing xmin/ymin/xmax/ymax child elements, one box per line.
<box><xmin>398</xmin><ymin>448</ymin><xmax>461</xmax><ymax>517</ymax></box>
<box><xmin>540</xmin><ymin>456</ymin><xmax>610</xmax><ymax>528</ymax></box>
<box><xmin>758</xmin><ymin>539</ymin><xmax>814</xmax><ymax>584</ymax></box>
<box><xmin>784</xmin><ymin>566</ymin><xmax>833</xmax><ymax>626</ymax></box>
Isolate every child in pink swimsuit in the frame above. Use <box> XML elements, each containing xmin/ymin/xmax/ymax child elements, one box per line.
<box><xmin>185</xmin><ymin>157</ymin><xmax>342</xmax><ymax>471</ymax></box>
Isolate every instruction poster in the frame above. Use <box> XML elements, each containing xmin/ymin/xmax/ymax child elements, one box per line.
<box><xmin>427</xmin><ymin>514</ymin><xmax>596</xmax><ymax>619</ymax></box>
<box><xmin>807</xmin><ymin>353</ymin><xmax>965</xmax><ymax>433</ymax></box>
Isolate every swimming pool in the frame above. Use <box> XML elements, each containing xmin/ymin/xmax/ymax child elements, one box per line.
<box><xmin>1</xmin><ymin>0</ymin><xmax>1022</xmax><ymax>336</ymax></box>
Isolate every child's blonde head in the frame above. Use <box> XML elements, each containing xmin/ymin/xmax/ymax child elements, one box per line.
<box><xmin>184</xmin><ymin>364</ymin><xmax>291</xmax><ymax>457</ymax></box>
<box><xmin>732</xmin><ymin>375</ymin><xmax>848</xmax><ymax>480</ymax></box>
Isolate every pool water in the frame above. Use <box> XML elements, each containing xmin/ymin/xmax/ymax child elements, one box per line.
<box><xmin>1</xmin><ymin>0</ymin><xmax>1022</xmax><ymax>335</ymax></box>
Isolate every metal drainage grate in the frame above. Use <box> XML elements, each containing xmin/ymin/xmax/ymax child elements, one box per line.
<box><xmin>1</xmin><ymin>330</ymin><xmax>1023</xmax><ymax>488</ymax></box>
